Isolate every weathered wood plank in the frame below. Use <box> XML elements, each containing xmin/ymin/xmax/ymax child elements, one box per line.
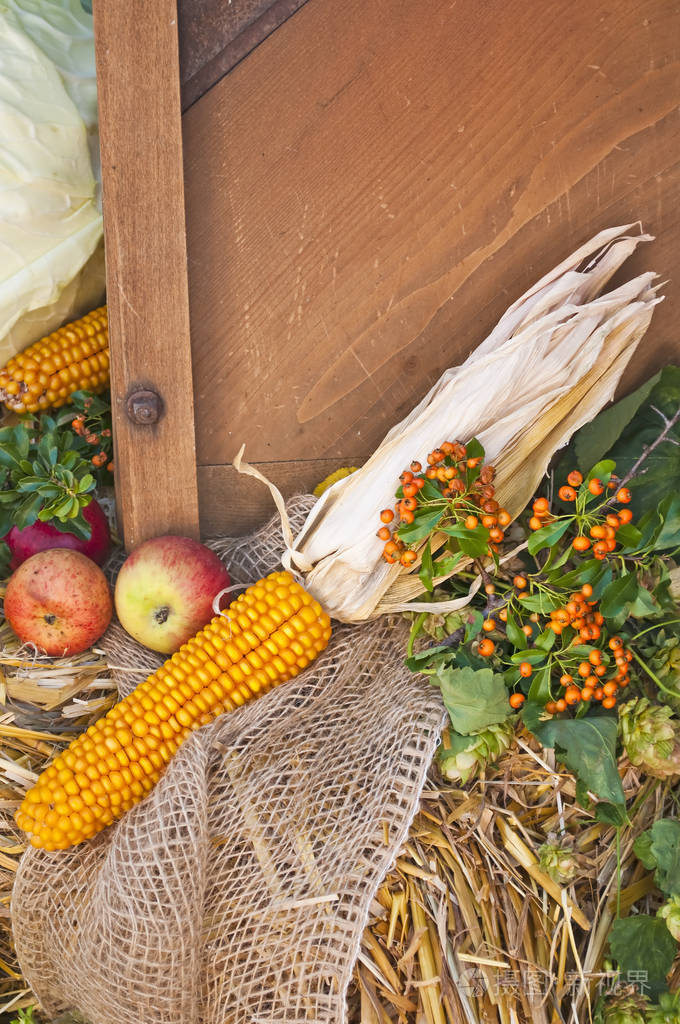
<box><xmin>179</xmin><ymin>0</ymin><xmax>309</xmax><ymax>108</ymax></box>
<box><xmin>198</xmin><ymin>460</ymin><xmax>363</xmax><ymax>537</ymax></box>
<box><xmin>183</xmin><ymin>0</ymin><xmax>680</xmax><ymax>494</ymax></box>
<box><xmin>94</xmin><ymin>0</ymin><xmax>200</xmax><ymax>549</ymax></box>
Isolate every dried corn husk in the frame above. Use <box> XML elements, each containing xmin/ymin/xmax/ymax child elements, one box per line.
<box><xmin>239</xmin><ymin>225</ymin><xmax>661</xmax><ymax>622</ymax></box>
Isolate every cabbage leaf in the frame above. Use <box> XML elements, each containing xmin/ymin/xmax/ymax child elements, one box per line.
<box><xmin>0</xmin><ymin>1</ymin><xmax>103</xmax><ymax>365</ymax></box>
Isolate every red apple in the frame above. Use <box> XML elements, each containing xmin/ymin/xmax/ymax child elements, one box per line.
<box><xmin>114</xmin><ymin>536</ymin><xmax>230</xmax><ymax>653</ymax></box>
<box><xmin>5</xmin><ymin>497</ymin><xmax>111</xmax><ymax>571</ymax></box>
<box><xmin>5</xmin><ymin>549</ymin><xmax>113</xmax><ymax>656</ymax></box>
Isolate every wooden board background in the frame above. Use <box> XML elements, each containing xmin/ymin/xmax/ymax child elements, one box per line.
<box><xmin>94</xmin><ymin>0</ymin><xmax>200</xmax><ymax>548</ymax></box>
<box><xmin>183</xmin><ymin>0</ymin><xmax>680</xmax><ymax>536</ymax></box>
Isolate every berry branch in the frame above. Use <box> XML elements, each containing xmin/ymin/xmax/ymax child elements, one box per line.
<box><xmin>613</xmin><ymin>401</ymin><xmax>680</xmax><ymax>494</ymax></box>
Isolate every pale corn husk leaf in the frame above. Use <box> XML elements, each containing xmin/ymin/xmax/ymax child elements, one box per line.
<box><xmin>277</xmin><ymin>226</ymin><xmax>661</xmax><ymax>621</ymax></box>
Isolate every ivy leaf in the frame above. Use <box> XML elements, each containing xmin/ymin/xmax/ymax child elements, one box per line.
<box><xmin>529</xmin><ymin>715</ymin><xmax>624</xmax><ymax>805</ymax></box>
<box><xmin>437</xmin><ymin>666</ymin><xmax>510</xmax><ymax>735</ymax></box>
<box><xmin>608</xmin><ymin>916</ymin><xmax>676</xmax><ymax>1000</ymax></box>
<box><xmin>633</xmin><ymin>820</ymin><xmax>680</xmax><ymax>896</ymax></box>
<box><xmin>527</xmin><ymin>517</ymin><xmax>574</xmax><ymax>555</ymax></box>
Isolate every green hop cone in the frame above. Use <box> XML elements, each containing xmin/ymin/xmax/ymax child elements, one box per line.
<box><xmin>600</xmin><ymin>986</ymin><xmax>651</xmax><ymax>1024</ymax></box>
<box><xmin>619</xmin><ymin>698</ymin><xmax>680</xmax><ymax>778</ymax></box>
<box><xmin>646</xmin><ymin>991</ymin><xmax>680</xmax><ymax>1024</ymax></box>
<box><xmin>538</xmin><ymin>839</ymin><xmax>579</xmax><ymax>885</ymax></box>
<box><xmin>437</xmin><ymin>720</ymin><xmax>515</xmax><ymax>784</ymax></box>
<box><xmin>658</xmin><ymin>895</ymin><xmax>680</xmax><ymax>942</ymax></box>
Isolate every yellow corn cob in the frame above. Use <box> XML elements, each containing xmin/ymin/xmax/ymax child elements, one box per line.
<box><xmin>15</xmin><ymin>571</ymin><xmax>331</xmax><ymax>850</ymax></box>
<box><xmin>0</xmin><ymin>306</ymin><xmax>109</xmax><ymax>414</ymax></box>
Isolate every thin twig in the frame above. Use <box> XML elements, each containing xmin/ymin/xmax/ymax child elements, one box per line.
<box><xmin>611</xmin><ymin>402</ymin><xmax>680</xmax><ymax>496</ymax></box>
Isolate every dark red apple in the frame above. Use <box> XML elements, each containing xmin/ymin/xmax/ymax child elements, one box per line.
<box><xmin>5</xmin><ymin>497</ymin><xmax>110</xmax><ymax>570</ymax></box>
<box><xmin>114</xmin><ymin>536</ymin><xmax>230</xmax><ymax>653</ymax></box>
<box><xmin>5</xmin><ymin>549</ymin><xmax>113</xmax><ymax>656</ymax></box>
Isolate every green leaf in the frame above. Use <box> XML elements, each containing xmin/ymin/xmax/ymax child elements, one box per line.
<box><xmin>519</xmin><ymin>591</ymin><xmax>562</xmax><ymax>614</ymax></box>
<box><xmin>433</xmin><ymin>552</ymin><xmax>463</xmax><ymax>577</ymax></box>
<box><xmin>584</xmin><ymin>459</ymin><xmax>616</xmax><ymax>488</ymax></box>
<box><xmin>534</xmin><ymin>628</ymin><xmax>557</xmax><ymax>652</ymax></box>
<box><xmin>529</xmin><ymin>715</ymin><xmax>625</xmax><ymax>805</ymax></box>
<box><xmin>527</xmin><ymin>664</ymin><xmax>552</xmax><ymax>703</ymax></box>
<box><xmin>13</xmin><ymin>493</ymin><xmax>43</xmax><ymax>531</ymax></box>
<box><xmin>605</xmin><ymin>367</ymin><xmax>680</xmax><ymax>520</ymax></box>
<box><xmin>437</xmin><ymin>666</ymin><xmax>510</xmax><ymax>735</ymax></box>
<box><xmin>418</xmin><ymin>479</ymin><xmax>444</xmax><ymax>502</ymax></box>
<box><xmin>633</xmin><ymin>820</ymin><xmax>680</xmax><ymax>896</ymax></box>
<box><xmin>615</xmin><ymin>523</ymin><xmax>644</xmax><ymax>550</ymax></box>
<box><xmin>595</xmin><ymin>802</ymin><xmax>629</xmax><ymax>826</ymax></box>
<box><xmin>600</xmin><ymin>572</ymin><xmax>639</xmax><ymax>618</ymax></box>
<box><xmin>505</xmin><ymin>613</ymin><xmax>526</xmax><ymax>651</ymax></box>
<box><xmin>464</xmin><ymin>610</ymin><xmax>484</xmax><ymax>643</ymax></box>
<box><xmin>629</xmin><ymin>586</ymin><xmax>659</xmax><ymax>618</ymax></box>
<box><xmin>47</xmin><ymin>514</ymin><xmax>92</xmax><ymax>541</ymax></box>
<box><xmin>464</xmin><ymin>438</ymin><xmax>484</xmax><ymax>460</ymax></box>
<box><xmin>419</xmin><ymin>540</ymin><xmax>434</xmax><ymax>593</ymax></box>
<box><xmin>0</xmin><ymin>541</ymin><xmax>11</xmax><ymax>578</ymax></box>
<box><xmin>608</xmin><ymin>915</ymin><xmax>676</xmax><ymax>999</ymax></box>
<box><xmin>527</xmin><ymin>517</ymin><xmax>574</xmax><ymax>556</ymax></box>
<box><xmin>654</xmin><ymin>494</ymin><xmax>680</xmax><ymax>551</ymax></box>
<box><xmin>633</xmin><ymin>830</ymin><xmax>657</xmax><ymax>871</ymax></box>
<box><xmin>510</xmin><ymin>649</ymin><xmax>547</xmax><ymax>665</ymax></box>
<box><xmin>397</xmin><ymin>508</ymin><xmax>444</xmax><ymax>543</ymax></box>
<box><xmin>440</xmin><ymin>523</ymin><xmax>490</xmax><ymax>557</ymax></box>
<box><xmin>521</xmin><ymin>700</ymin><xmax>546</xmax><ymax>733</ymax></box>
<box><xmin>77</xmin><ymin>473</ymin><xmax>95</xmax><ymax>493</ymax></box>
<box><xmin>573</xmin><ymin>370</ymin><xmax>662</xmax><ymax>472</ymax></box>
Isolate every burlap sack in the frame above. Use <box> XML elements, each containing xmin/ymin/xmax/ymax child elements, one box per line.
<box><xmin>12</xmin><ymin>498</ymin><xmax>447</xmax><ymax>1024</ymax></box>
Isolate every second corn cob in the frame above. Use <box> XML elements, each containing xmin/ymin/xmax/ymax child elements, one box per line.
<box><xmin>0</xmin><ymin>306</ymin><xmax>109</xmax><ymax>414</ymax></box>
<box><xmin>15</xmin><ymin>571</ymin><xmax>332</xmax><ymax>850</ymax></box>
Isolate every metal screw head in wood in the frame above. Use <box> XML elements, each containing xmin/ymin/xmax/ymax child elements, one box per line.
<box><xmin>126</xmin><ymin>389</ymin><xmax>164</xmax><ymax>425</ymax></box>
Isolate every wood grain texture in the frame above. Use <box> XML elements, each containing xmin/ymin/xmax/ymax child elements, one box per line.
<box><xmin>198</xmin><ymin>460</ymin><xmax>363</xmax><ymax>536</ymax></box>
<box><xmin>183</xmin><ymin>0</ymin><xmax>680</xmax><ymax>534</ymax></box>
<box><xmin>94</xmin><ymin>0</ymin><xmax>200</xmax><ymax>549</ymax></box>
<box><xmin>178</xmin><ymin>0</ymin><xmax>309</xmax><ymax>108</ymax></box>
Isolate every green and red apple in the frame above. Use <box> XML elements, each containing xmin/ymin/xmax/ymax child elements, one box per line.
<box><xmin>5</xmin><ymin>549</ymin><xmax>113</xmax><ymax>656</ymax></box>
<box><xmin>114</xmin><ymin>536</ymin><xmax>230</xmax><ymax>653</ymax></box>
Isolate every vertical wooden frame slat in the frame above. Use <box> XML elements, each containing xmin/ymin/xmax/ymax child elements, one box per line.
<box><xmin>93</xmin><ymin>0</ymin><xmax>199</xmax><ymax>549</ymax></box>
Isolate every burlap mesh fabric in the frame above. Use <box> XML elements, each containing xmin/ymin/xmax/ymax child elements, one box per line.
<box><xmin>12</xmin><ymin>497</ymin><xmax>447</xmax><ymax>1024</ymax></box>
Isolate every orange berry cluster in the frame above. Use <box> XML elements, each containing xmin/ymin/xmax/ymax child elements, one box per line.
<box><xmin>475</xmin><ymin>579</ymin><xmax>634</xmax><ymax>714</ymax></box>
<box><xmin>545</xmin><ymin>635</ymin><xmax>632</xmax><ymax>713</ymax></box>
<box><xmin>529</xmin><ymin>470</ymin><xmax>634</xmax><ymax>560</ymax></box>
<box><xmin>377</xmin><ymin>441</ymin><xmax>510</xmax><ymax>568</ymax></box>
<box><xmin>71</xmin><ymin>414</ymin><xmax>113</xmax><ymax>472</ymax></box>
